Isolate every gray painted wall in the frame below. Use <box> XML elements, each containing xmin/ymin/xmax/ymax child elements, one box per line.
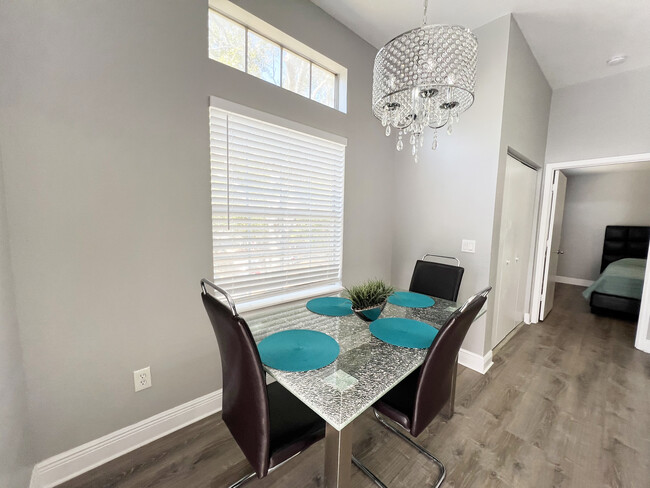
<box><xmin>557</xmin><ymin>169</ymin><xmax>650</xmax><ymax>281</ymax></box>
<box><xmin>390</xmin><ymin>15</ymin><xmax>551</xmax><ymax>357</ymax></box>
<box><xmin>546</xmin><ymin>67</ymin><xmax>650</xmax><ymax>163</ymax></box>
<box><xmin>390</xmin><ymin>15</ymin><xmax>511</xmax><ymax>357</ymax></box>
<box><xmin>0</xmin><ymin>145</ymin><xmax>32</xmax><ymax>487</ymax></box>
<box><xmin>0</xmin><ymin>0</ymin><xmax>394</xmax><ymax>461</ymax></box>
<box><xmin>487</xmin><ymin>17</ymin><xmax>551</xmax><ymax>350</ymax></box>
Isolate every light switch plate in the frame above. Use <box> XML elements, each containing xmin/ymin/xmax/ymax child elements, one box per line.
<box><xmin>461</xmin><ymin>239</ymin><xmax>476</xmax><ymax>253</ymax></box>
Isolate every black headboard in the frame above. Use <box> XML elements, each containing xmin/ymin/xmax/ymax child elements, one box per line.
<box><xmin>601</xmin><ymin>225</ymin><xmax>650</xmax><ymax>272</ymax></box>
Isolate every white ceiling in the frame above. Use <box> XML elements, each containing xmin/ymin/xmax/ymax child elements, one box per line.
<box><xmin>562</xmin><ymin>161</ymin><xmax>650</xmax><ymax>176</ymax></box>
<box><xmin>311</xmin><ymin>0</ymin><xmax>650</xmax><ymax>89</ymax></box>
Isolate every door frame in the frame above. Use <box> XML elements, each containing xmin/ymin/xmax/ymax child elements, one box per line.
<box><xmin>529</xmin><ymin>152</ymin><xmax>650</xmax><ymax>353</ymax></box>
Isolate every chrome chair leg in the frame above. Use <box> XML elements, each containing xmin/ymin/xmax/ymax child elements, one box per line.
<box><xmin>228</xmin><ymin>447</ymin><xmax>306</xmax><ymax>487</ymax></box>
<box><xmin>229</xmin><ymin>471</ymin><xmax>257</xmax><ymax>488</ymax></box>
<box><xmin>373</xmin><ymin>410</ymin><xmax>445</xmax><ymax>488</ymax></box>
<box><xmin>353</xmin><ymin>410</ymin><xmax>446</xmax><ymax>488</ymax></box>
<box><xmin>352</xmin><ymin>455</ymin><xmax>388</xmax><ymax>488</ymax></box>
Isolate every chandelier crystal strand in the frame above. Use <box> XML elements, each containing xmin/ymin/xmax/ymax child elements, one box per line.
<box><xmin>372</xmin><ymin>0</ymin><xmax>478</xmax><ymax>161</ymax></box>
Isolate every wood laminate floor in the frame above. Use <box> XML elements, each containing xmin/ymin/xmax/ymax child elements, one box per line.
<box><xmin>60</xmin><ymin>284</ymin><xmax>650</xmax><ymax>488</ymax></box>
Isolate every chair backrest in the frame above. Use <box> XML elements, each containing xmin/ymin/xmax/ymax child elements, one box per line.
<box><xmin>410</xmin><ymin>286</ymin><xmax>491</xmax><ymax>436</ymax></box>
<box><xmin>409</xmin><ymin>258</ymin><xmax>465</xmax><ymax>301</ymax></box>
<box><xmin>201</xmin><ymin>280</ymin><xmax>271</xmax><ymax>477</ymax></box>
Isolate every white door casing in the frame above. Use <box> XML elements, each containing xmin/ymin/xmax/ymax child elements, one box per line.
<box><xmin>539</xmin><ymin>171</ymin><xmax>567</xmax><ymax>320</ymax></box>
<box><xmin>493</xmin><ymin>155</ymin><xmax>538</xmax><ymax>347</ymax></box>
<box><xmin>529</xmin><ymin>153</ymin><xmax>650</xmax><ymax>353</ymax></box>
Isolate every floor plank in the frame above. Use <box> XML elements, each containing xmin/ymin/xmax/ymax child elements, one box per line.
<box><xmin>59</xmin><ymin>284</ymin><xmax>650</xmax><ymax>488</ymax></box>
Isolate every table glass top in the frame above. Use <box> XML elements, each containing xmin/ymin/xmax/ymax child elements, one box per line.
<box><xmin>244</xmin><ymin>293</ymin><xmax>459</xmax><ymax>431</ymax></box>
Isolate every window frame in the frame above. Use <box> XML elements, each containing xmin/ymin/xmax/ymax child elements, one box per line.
<box><xmin>208</xmin><ymin>1</ymin><xmax>346</xmax><ymax>112</ymax></box>
<box><xmin>208</xmin><ymin>96</ymin><xmax>347</xmax><ymax>312</ymax></box>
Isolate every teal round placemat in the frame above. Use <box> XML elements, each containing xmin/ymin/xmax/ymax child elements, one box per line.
<box><xmin>306</xmin><ymin>296</ymin><xmax>353</xmax><ymax>316</ymax></box>
<box><xmin>388</xmin><ymin>291</ymin><xmax>435</xmax><ymax>308</ymax></box>
<box><xmin>257</xmin><ymin>329</ymin><xmax>340</xmax><ymax>372</ymax></box>
<box><xmin>369</xmin><ymin>318</ymin><xmax>439</xmax><ymax>349</ymax></box>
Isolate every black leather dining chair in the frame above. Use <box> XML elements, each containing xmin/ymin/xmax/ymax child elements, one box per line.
<box><xmin>353</xmin><ymin>286</ymin><xmax>492</xmax><ymax>488</ymax></box>
<box><xmin>200</xmin><ymin>279</ymin><xmax>325</xmax><ymax>487</ymax></box>
<box><xmin>409</xmin><ymin>253</ymin><xmax>464</xmax><ymax>302</ymax></box>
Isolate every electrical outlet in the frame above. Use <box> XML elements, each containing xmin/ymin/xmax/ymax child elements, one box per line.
<box><xmin>133</xmin><ymin>366</ymin><xmax>152</xmax><ymax>392</ymax></box>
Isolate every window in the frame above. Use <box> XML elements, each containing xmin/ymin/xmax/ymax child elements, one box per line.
<box><xmin>311</xmin><ymin>64</ymin><xmax>336</xmax><ymax>108</ymax></box>
<box><xmin>247</xmin><ymin>31</ymin><xmax>281</xmax><ymax>85</ymax></box>
<box><xmin>282</xmin><ymin>49</ymin><xmax>310</xmax><ymax>98</ymax></box>
<box><xmin>209</xmin><ymin>98</ymin><xmax>346</xmax><ymax>308</ymax></box>
<box><xmin>208</xmin><ymin>5</ymin><xmax>344</xmax><ymax>111</ymax></box>
<box><xmin>208</xmin><ymin>9</ymin><xmax>245</xmax><ymax>71</ymax></box>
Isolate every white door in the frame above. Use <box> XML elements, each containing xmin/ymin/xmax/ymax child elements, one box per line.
<box><xmin>539</xmin><ymin>170</ymin><xmax>567</xmax><ymax>320</ymax></box>
<box><xmin>493</xmin><ymin>155</ymin><xmax>538</xmax><ymax>347</ymax></box>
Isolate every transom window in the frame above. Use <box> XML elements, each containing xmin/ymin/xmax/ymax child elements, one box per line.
<box><xmin>209</xmin><ymin>98</ymin><xmax>346</xmax><ymax>309</ymax></box>
<box><xmin>208</xmin><ymin>5</ymin><xmax>344</xmax><ymax>111</ymax></box>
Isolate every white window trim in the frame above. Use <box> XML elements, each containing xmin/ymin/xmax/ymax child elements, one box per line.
<box><xmin>209</xmin><ymin>96</ymin><xmax>347</xmax><ymax>312</ymax></box>
<box><xmin>209</xmin><ymin>0</ymin><xmax>348</xmax><ymax>113</ymax></box>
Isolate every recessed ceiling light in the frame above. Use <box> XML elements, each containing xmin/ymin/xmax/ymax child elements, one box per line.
<box><xmin>606</xmin><ymin>55</ymin><xmax>627</xmax><ymax>66</ymax></box>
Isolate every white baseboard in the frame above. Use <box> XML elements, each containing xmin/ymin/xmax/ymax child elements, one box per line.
<box><xmin>30</xmin><ymin>390</ymin><xmax>222</xmax><ymax>488</ymax></box>
<box><xmin>523</xmin><ymin>312</ymin><xmax>531</xmax><ymax>324</ymax></box>
<box><xmin>555</xmin><ymin>276</ymin><xmax>594</xmax><ymax>287</ymax></box>
<box><xmin>28</xmin><ymin>345</ymin><xmax>493</xmax><ymax>487</ymax></box>
<box><xmin>458</xmin><ymin>348</ymin><xmax>493</xmax><ymax>374</ymax></box>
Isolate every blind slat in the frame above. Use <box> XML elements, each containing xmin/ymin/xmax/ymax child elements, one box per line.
<box><xmin>209</xmin><ymin>106</ymin><xmax>345</xmax><ymax>305</ymax></box>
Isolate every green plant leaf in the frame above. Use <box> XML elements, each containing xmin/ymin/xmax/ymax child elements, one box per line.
<box><xmin>345</xmin><ymin>279</ymin><xmax>395</xmax><ymax>310</ymax></box>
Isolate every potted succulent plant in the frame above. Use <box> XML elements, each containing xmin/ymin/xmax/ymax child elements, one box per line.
<box><xmin>346</xmin><ymin>279</ymin><xmax>395</xmax><ymax>322</ymax></box>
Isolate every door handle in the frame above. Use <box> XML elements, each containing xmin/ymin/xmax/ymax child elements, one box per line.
<box><xmin>556</xmin><ymin>250</ymin><xmax>564</xmax><ymax>255</ymax></box>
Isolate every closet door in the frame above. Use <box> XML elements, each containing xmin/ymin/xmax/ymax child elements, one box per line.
<box><xmin>513</xmin><ymin>162</ymin><xmax>539</xmax><ymax>328</ymax></box>
<box><xmin>493</xmin><ymin>155</ymin><xmax>538</xmax><ymax>347</ymax></box>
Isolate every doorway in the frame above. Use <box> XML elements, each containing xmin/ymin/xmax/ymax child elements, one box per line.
<box><xmin>530</xmin><ymin>153</ymin><xmax>650</xmax><ymax>353</ymax></box>
<box><xmin>492</xmin><ymin>154</ymin><xmax>539</xmax><ymax>348</ymax></box>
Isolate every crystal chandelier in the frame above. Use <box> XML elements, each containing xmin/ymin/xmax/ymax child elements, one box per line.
<box><xmin>372</xmin><ymin>0</ymin><xmax>478</xmax><ymax>162</ymax></box>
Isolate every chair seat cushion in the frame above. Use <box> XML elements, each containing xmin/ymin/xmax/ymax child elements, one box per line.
<box><xmin>267</xmin><ymin>382</ymin><xmax>325</xmax><ymax>468</ymax></box>
<box><xmin>373</xmin><ymin>367</ymin><xmax>420</xmax><ymax>432</ymax></box>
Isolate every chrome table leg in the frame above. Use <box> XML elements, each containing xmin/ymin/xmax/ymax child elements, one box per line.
<box><xmin>324</xmin><ymin>422</ymin><xmax>352</xmax><ymax>488</ymax></box>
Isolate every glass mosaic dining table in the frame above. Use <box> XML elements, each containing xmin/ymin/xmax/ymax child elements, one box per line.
<box><xmin>244</xmin><ymin>292</ymin><xmax>466</xmax><ymax>488</ymax></box>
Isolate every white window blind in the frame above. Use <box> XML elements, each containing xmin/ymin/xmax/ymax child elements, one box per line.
<box><xmin>209</xmin><ymin>102</ymin><xmax>346</xmax><ymax>307</ymax></box>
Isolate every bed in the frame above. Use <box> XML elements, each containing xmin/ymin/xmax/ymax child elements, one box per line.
<box><xmin>583</xmin><ymin>225</ymin><xmax>650</xmax><ymax>317</ymax></box>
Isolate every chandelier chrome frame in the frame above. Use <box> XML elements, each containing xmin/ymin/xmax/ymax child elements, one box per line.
<box><xmin>372</xmin><ymin>0</ymin><xmax>478</xmax><ymax>161</ymax></box>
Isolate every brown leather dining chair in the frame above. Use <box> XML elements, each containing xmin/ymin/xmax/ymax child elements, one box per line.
<box><xmin>353</xmin><ymin>286</ymin><xmax>492</xmax><ymax>488</ymax></box>
<box><xmin>200</xmin><ymin>279</ymin><xmax>325</xmax><ymax>487</ymax></box>
<box><xmin>409</xmin><ymin>253</ymin><xmax>465</xmax><ymax>301</ymax></box>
